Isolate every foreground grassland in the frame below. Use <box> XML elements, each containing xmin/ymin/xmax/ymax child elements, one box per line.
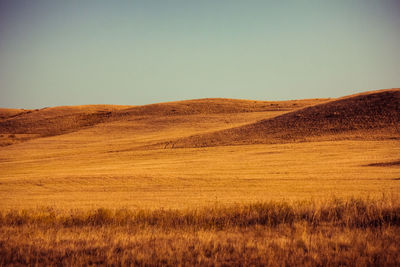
<box><xmin>1</xmin><ymin>198</ymin><xmax>399</xmax><ymax>266</ymax></box>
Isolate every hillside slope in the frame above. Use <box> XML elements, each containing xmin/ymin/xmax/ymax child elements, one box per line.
<box><xmin>0</xmin><ymin>105</ymin><xmax>131</xmax><ymax>146</ymax></box>
<box><xmin>158</xmin><ymin>89</ymin><xmax>400</xmax><ymax>148</ymax></box>
<box><xmin>0</xmin><ymin>98</ymin><xmax>326</xmax><ymax>146</ymax></box>
<box><xmin>0</xmin><ymin>108</ymin><xmax>28</xmax><ymax>120</ymax></box>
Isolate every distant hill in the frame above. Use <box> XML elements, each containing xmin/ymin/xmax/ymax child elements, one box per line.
<box><xmin>1</xmin><ymin>89</ymin><xmax>398</xmax><ymax>148</ymax></box>
<box><xmin>157</xmin><ymin>89</ymin><xmax>400</xmax><ymax>148</ymax></box>
<box><xmin>0</xmin><ymin>98</ymin><xmax>324</xmax><ymax>146</ymax></box>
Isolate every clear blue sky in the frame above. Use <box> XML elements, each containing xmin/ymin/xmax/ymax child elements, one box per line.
<box><xmin>1</xmin><ymin>0</ymin><xmax>399</xmax><ymax>108</ymax></box>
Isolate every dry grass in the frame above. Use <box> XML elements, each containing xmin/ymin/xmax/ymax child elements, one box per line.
<box><xmin>1</xmin><ymin>198</ymin><xmax>400</xmax><ymax>266</ymax></box>
<box><xmin>1</xmin><ymin>197</ymin><xmax>400</xmax><ymax>228</ymax></box>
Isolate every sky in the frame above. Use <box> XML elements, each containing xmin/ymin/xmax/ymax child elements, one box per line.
<box><xmin>0</xmin><ymin>0</ymin><xmax>399</xmax><ymax>109</ymax></box>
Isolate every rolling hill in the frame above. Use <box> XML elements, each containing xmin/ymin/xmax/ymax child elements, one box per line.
<box><xmin>1</xmin><ymin>89</ymin><xmax>399</xmax><ymax>149</ymax></box>
<box><xmin>156</xmin><ymin>89</ymin><xmax>400</xmax><ymax>148</ymax></box>
<box><xmin>0</xmin><ymin>98</ymin><xmax>326</xmax><ymax>146</ymax></box>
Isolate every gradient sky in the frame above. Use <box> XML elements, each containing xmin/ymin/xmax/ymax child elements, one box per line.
<box><xmin>1</xmin><ymin>0</ymin><xmax>399</xmax><ymax>108</ymax></box>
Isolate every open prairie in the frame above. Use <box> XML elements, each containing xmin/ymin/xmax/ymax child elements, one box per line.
<box><xmin>1</xmin><ymin>89</ymin><xmax>400</xmax><ymax>265</ymax></box>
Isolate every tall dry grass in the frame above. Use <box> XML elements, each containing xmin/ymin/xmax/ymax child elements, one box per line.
<box><xmin>1</xmin><ymin>197</ymin><xmax>400</xmax><ymax>266</ymax></box>
<box><xmin>1</xmin><ymin>197</ymin><xmax>399</xmax><ymax>229</ymax></box>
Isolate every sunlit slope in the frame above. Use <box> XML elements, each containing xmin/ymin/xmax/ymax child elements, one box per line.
<box><xmin>159</xmin><ymin>89</ymin><xmax>400</xmax><ymax>148</ymax></box>
<box><xmin>0</xmin><ymin>98</ymin><xmax>326</xmax><ymax>147</ymax></box>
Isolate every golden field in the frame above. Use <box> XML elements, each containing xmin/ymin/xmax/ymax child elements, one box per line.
<box><xmin>0</xmin><ymin>89</ymin><xmax>399</xmax><ymax>265</ymax></box>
